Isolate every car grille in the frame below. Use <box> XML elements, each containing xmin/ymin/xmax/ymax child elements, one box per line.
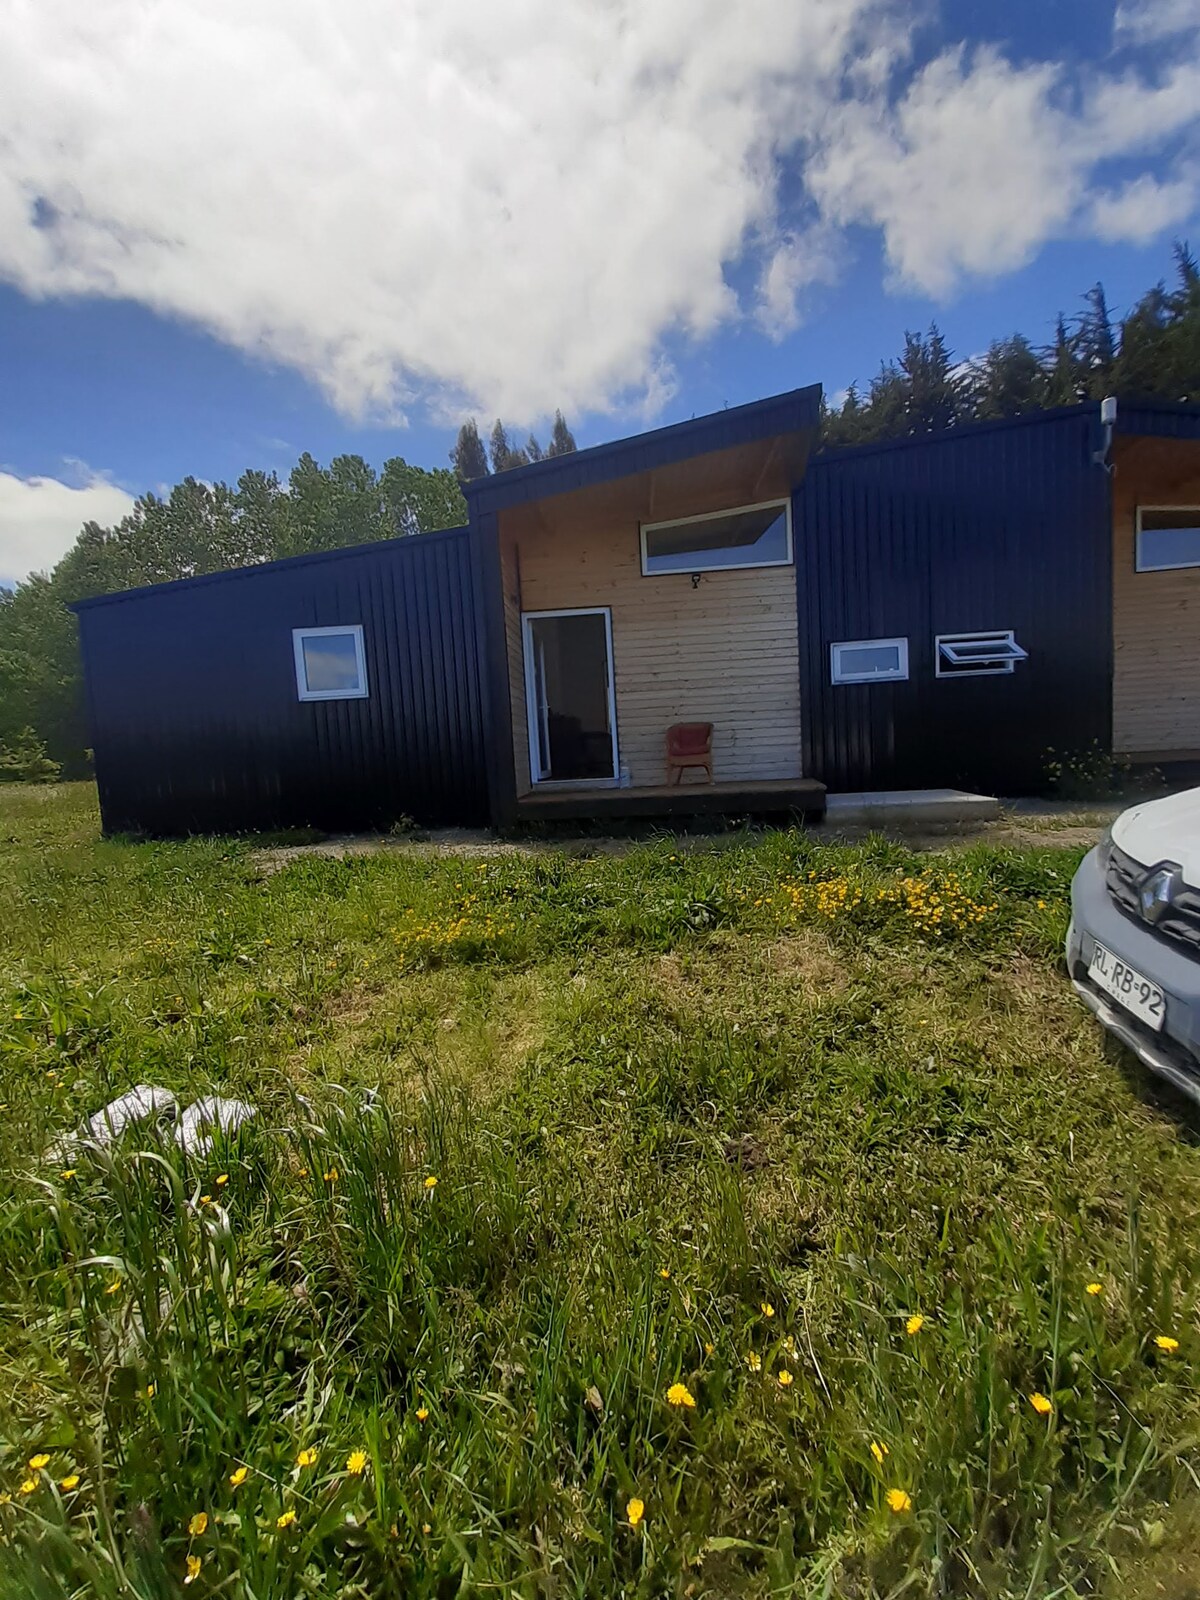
<box><xmin>1106</xmin><ymin>844</ymin><xmax>1200</xmax><ymax>951</ymax></box>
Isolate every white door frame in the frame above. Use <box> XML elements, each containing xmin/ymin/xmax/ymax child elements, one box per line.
<box><xmin>521</xmin><ymin>607</ymin><xmax>620</xmax><ymax>787</ymax></box>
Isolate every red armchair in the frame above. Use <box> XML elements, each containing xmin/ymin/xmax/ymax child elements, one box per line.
<box><xmin>665</xmin><ymin>722</ymin><xmax>713</xmax><ymax>785</ymax></box>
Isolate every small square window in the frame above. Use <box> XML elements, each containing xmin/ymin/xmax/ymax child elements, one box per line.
<box><xmin>935</xmin><ymin>630</ymin><xmax>1027</xmax><ymax>677</ymax></box>
<box><xmin>830</xmin><ymin>637</ymin><xmax>909</xmax><ymax>684</ymax></box>
<box><xmin>293</xmin><ymin>625</ymin><xmax>369</xmax><ymax>701</ymax></box>
<box><xmin>1136</xmin><ymin>508</ymin><xmax>1200</xmax><ymax>572</ymax></box>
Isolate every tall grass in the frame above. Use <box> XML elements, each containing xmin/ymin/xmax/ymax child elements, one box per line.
<box><xmin>0</xmin><ymin>785</ymin><xmax>1197</xmax><ymax>1596</ymax></box>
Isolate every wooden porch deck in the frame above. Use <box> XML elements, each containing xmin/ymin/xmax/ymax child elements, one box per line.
<box><xmin>515</xmin><ymin>777</ymin><xmax>826</xmax><ymax>823</ymax></box>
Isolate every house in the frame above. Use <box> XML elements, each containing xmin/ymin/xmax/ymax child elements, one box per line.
<box><xmin>72</xmin><ymin>389</ymin><xmax>1200</xmax><ymax>836</ymax></box>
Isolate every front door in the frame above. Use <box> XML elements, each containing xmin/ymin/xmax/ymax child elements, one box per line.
<box><xmin>522</xmin><ymin>609</ymin><xmax>619</xmax><ymax>783</ymax></box>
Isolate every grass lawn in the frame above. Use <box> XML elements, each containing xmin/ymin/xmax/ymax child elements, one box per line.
<box><xmin>1</xmin><ymin>782</ymin><xmax>1199</xmax><ymax>1597</ymax></box>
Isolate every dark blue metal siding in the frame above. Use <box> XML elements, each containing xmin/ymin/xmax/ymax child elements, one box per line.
<box><xmin>795</xmin><ymin>411</ymin><xmax>1113</xmax><ymax>794</ymax></box>
<box><xmin>76</xmin><ymin>529</ymin><xmax>489</xmax><ymax>835</ymax></box>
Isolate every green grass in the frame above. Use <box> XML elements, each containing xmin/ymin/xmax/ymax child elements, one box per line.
<box><xmin>0</xmin><ymin>782</ymin><xmax>1198</xmax><ymax>1597</ymax></box>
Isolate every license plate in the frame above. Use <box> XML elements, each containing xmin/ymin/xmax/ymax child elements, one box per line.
<box><xmin>1089</xmin><ymin>942</ymin><xmax>1167</xmax><ymax>1031</ymax></box>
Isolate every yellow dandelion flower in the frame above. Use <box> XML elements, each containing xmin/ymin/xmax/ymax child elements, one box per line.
<box><xmin>199</xmin><ymin>1195</ymin><xmax>212</xmax><ymax>1206</ymax></box>
<box><xmin>229</xmin><ymin>1465</ymin><xmax>248</xmax><ymax>1489</ymax></box>
<box><xmin>0</xmin><ymin>1493</ymin><xmax>9</xmax><ymax>1505</ymax></box>
<box><xmin>59</xmin><ymin>1474</ymin><xmax>80</xmax><ymax>1491</ymax></box>
<box><xmin>187</xmin><ymin>1511</ymin><xmax>208</xmax><ymax>1537</ymax></box>
<box><xmin>626</xmin><ymin>1496</ymin><xmax>645</xmax><ymax>1529</ymax></box>
<box><xmin>60</xmin><ymin>1170</ymin><xmax>77</xmax><ymax>1181</ymax></box>
<box><xmin>421</xmin><ymin>1521</ymin><xmax>432</xmax><ymax>1535</ymax></box>
<box><xmin>666</xmin><ymin>1381</ymin><xmax>696</xmax><ymax>1409</ymax></box>
<box><xmin>761</xmin><ymin>1301</ymin><xmax>775</xmax><ymax>1319</ymax></box>
<box><xmin>184</xmin><ymin>1554</ymin><xmax>202</xmax><ymax>1586</ymax></box>
<box><xmin>145</xmin><ymin>1384</ymin><xmax>155</xmax><ymax>1398</ymax></box>
<box><xmin>416</xmin><ymin>1406</ymin><xmax>429</xmax><ymax>1422</ymax></box>
<box><xmin>104</xmin><ymin>1278</ymin><xmax>121</xmax><ymax>1296</ymax></box>
<box><xmin>704</xmin><ymin>1341</ymin><xmax>715</xmax><ymax>1357</ymax></box>
<box><xmin>346</xmin><ymin>1450</ymin><xmax>368</xmax><ymax>1476</ymax></box>
<box><xmin>276</xmin><ymin>1508</ymin><xmax>297</xmax><ymax>1530</ymax></box>
<box><xmin>1028</xmin><ymin>1392</ymin><xmax>1053</xmax><ymax>1415</ymax></box>
<box><xmin>296</xmin><ymin>1447</ymin><xmax>318</xmax><ymax>1468</ymax></box>
<box><xmin>659</xmin><ymin>1268</ymin><xmax>671</xmax><ymax>1280</ymax></box>
<box><xmin>1086</xmin><ymin>1281</ymin><xmax>1103</xmax><ymax>1297</ymax></box>
<box><xmin>886</xmin><ymin>1488</ymin><xmax>912</xmax><ymax>1514</ymax></box>
<box><xmin>746</xmin><ymin>1351</ymin><xmax>762</xmax><ymax>1372</ymax></box>
<box><xmin>27</xmin><ymin>1454</ymin><xmax>50</xmax><ymax>1471</ymax></box>
<box><xmin>215</xmin><ymin>1174</ymin><xmax>229</xmax><ymax>1187</ymax></box>
<box><xmin>870</xmin><ymin>1441</ymin><xmax>888</xmax><ymax>1467</ymax></box>
<box><xmin>777</xmin><ymin>1369</ymin><xmax>794</xmax><ymax>1387</ymax></box>
<box><xmin>323</xmin><ymin>1167</ymin><xmax>338</xmax><ymax>1184</ymax></box>
<box><xmin>18</xmin><ymin>1479</ymin><xmax>37</xmax><ymax>1496</ymax></box>
<box><xmin>905</xmin><ymin>1314</ymin><xmax>924</xmax><ymax>1336</ymax></box>
<box><xmin>1155</xmin><ymin>1335</ymin><xmax>1180</xmax><ymax>1353</ymax></box>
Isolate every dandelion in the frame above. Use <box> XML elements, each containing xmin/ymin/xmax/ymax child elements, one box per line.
<box><xmin>777</xmin><ymin>1369</ymin><xmax>794</xmax><ymax>1387</ymax></box>
<box><xmin>886</xmin><ymin>1488</ymin><xmax>913</xmax><ymax>1514</ymax></box>
<box><xmin>905</xmin><ymin>1314</ymin><xmax>924</xmax><ymax>1336</ymax></box>
<box><xmin>666</xmin><ymin>1382</ymin><xmax>696</xmax><ymax>1409</ymax></box>
<box><xmin>1155</xmin><ymin>1335</ymin><xmax>1180</xmax><ymax>1353</ymax></box>
<box><xmin>104</xmin><ymin>1278</ymin><xmax>121</xmax><ymax>1296</ymax></box>
<box><xmin>1028</xmin><ymin>1392</ymin><xmax>1053</xmax><ymax>1415</ymax></box>
<box><xmin>215</xmin><ymin>1174</ymin><xmax>229</xmax><ymax>1188</ymax></box>
<box><xmin>415</xmin><ymin>1406</ymin><xmax>429</xmax><ymax>1422</ymax></box>
<box><xmin>421</xmin><ymin>1522</ymin><xmax>432</xmax><ymax>1535</ymax></box>
<box><xmin>704</xmin><ymin>1341</ymin><xmax>715</xmax><ymax>1357</ymax></box>
<box><xmin>276</xmin><ymin>1509</ymin><xmax>297</xmax><ymax>1530</ymax></box>
<box><xmin>146</xmin><ymin>1384</ymin><xmax>155</xmax><ymax>1398</ymax></box>
<box><xmin>424</xmin><ymin>1175</ymin><xmax>438</xmax><ymax>1190</ymax></box>
<box><xmin>59</xmin><ymin>1474</ymin><xmax>80</xmax><ymax>1491</ymax></box>
<box><xmin>184</xmin><ymin>1555</ymin><xmax>202</xmax><ymax>1586</ymax></box>
<box><xmin>746</xmin><ymin>1351</ymin><xmax>762</xmax><ymax>1373</ymax></box>
<box><xmin>187</xmin><ymin>1511</ymin><xmax>208</xmax><ymax>1537</ymax></box>
<box><xmin>626</xmin><ymin>1496</ymin><xmax>645</xmax><ymax>1529</ymax></box>
<box><xmin>60</xmin><ymin>1170</ymin><xmax>77</xmax><ymax>1181</ymax></box>
<box><xmin>870</xmin><ymin>1441</ymin><xmax>888</xmax><ymax>1467</ymax></box>
<box><xmin>27</xmin><ymin>1454</ymin><xmax>49</xmax><ymax>1470</ymax></box>
<box><xmin>659</xmin><ymin>1268</ymin><xmax>671</xmax><ymax>1280</ymax></box>
<box><xmin>760</xmin><ymin>1301</ymin><xmax>775</xmax><ymax>1319</ymax></box>
<box><xmin>18</xmin><ymin>1479</ymin><xmax>37</xmax><ymax>1496</ymax></box>
<box><xmin>346</xmin><ymin>1450</ymin><xmax>368</xmax><ymax>1476</ymax></box>
<box><xmin>296</xmin><ymin>1447</ymin><xmax>318</xmax><ymax>1468</ymax></box>
<box><xmin>199</xmin><ymin>1195</ymin><xmax>213</xmax><ymax>1206</ymax></box>
<box><xmin>1086</xmin><ymin>1282</ymin><xmax>1103</xmax><ymax>1297</ymax></box>
<box><xmin>229</xmin><ymin>1465</ymin><xmax>248</xmax><ymax>1489</ymax></box>
<box><xmin>323</xmin><ymin>1167</ymin><xmax>338</xmax><ymax>1184</ymax></box>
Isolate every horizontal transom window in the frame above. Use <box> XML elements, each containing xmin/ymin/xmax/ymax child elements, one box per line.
<box><xmin>1136</xmin><ymin>508</ymin><xmax>1200</xmax><ymax>572</ymax></box>
<box><xmin>293</xmin><ymin>625</ymin><xmax>369</xmax><ymax>701</ymax></box>
<box><xmin>935</xmin><ymin>630</ymin><xmax>1027</xmax><ymax>677</ymax></box>
<box><xmin>640</xmin><ymin>499</ymin><xmax>792</xmax><ymax>576</ymax></box>
<box><xmin>830</xmin><ymin>637</ymin><xmax>909</xmax><ymax>684</ymax></box>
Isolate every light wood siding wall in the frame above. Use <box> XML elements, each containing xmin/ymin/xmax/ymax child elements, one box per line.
<box><xmin>1113</xmin><ymin>438</ymin><xmax>1200</xmax><ymax>756</ymax></box>
<box><xmin>500</xmin><ymin>507</ymin><xmax>802</xmax><ymax>790</ymax></box>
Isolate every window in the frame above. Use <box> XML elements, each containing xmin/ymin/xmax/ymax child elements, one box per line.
<box><xmin>1136</xmin><ymin>508</ymin><xmax>1200</xmax><ymax>572</ymax></box>
<box><xmin>830</xmin><ymin>637</ymin><xmax>909</xmax><ymax>684</ymax></box>
<box><xmin>641</xmin><ymin>499</ymin><xmax>792</xmax><ymax>576</ymax></box>
<box><xmin>935</xmin><ymin>630</ymin><xmax>1027</xmax><ymax>678</ymax></box>
<box><xmin>292</xmin><ymin>625</ymin><xmax>369</xmax><ymax>701</ymax></box>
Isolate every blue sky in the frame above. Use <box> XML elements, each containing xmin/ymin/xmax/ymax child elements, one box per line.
<box><xmin>1</xmin><ymin>0</ymin><xmax>1197</xmax><ymax>582</ymax></box>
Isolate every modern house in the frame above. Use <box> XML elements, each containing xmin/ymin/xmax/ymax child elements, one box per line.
<box><xmin>73</xmin><ymin>388</ymin><xmax>1200</xmax><ymax>835</ymax></box>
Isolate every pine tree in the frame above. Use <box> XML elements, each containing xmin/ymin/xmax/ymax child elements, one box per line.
<box><xmin>526</xmin><ymin>434</ymin><xmax>544</xmax><ymax>462</ymax></box>
<box><xmin>489</xmin><ymin>420</ymin><xmax>530</xmax><ymax>473</ymax></box>
<box><xmin>450</xmin><ymin>419</ymin><xmax>490</xmax><ymax>482</ymax></box>
<box><xmin>901</xmin><ymin>324</ymin><xmax>961</xmax><ymax>433</ymax></box>
<box><xmin>1077</xmin><ymin>284</ymin><xmax>1116</xmax><ymax>396</ymax></box>
<box><xmin>547</xmin><ymin>410</ymin><xmax>577</xmax><ymax>456</ymax></box>
<box><xmin>1041</xmin><ymin>315</ymin><xmax>1085</xmax><ymax>408</ymax></box>
<box><xmin>970</xmin><ymin>335</ymin><xmax>1045</xmax><ymax>420</ymax></box>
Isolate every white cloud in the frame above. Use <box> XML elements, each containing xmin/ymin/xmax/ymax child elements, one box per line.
<box><xmin>1090</xmin><ymin>171</ymin><xmax>1199</xmax><ymax>240</ymax></box>
<box><xmin>0</xmin><ymin>3</ymin><xmax>1197</xmax><ymax>426</ymax></box>
<box><xmin>0</xmin><ymin>470</ymin><xmax>136</xmax><ymax>583</ymax></box>
<box><xmin>1115</xmin><ymin>0</ymin><xmax>1200</xmax><ymax>43</ymax></box>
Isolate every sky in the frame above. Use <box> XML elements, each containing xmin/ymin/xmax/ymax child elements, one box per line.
<box><xmin>1</xmin><ymin>0</ymin><xmax>1199</xmax><ymax>584</ymax></box>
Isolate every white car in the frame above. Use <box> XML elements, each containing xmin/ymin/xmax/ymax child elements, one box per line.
<box><xmin>1068</xmin><ymin>787</ymin><xmax>1200</xmax><ymax>1100</ymax></box>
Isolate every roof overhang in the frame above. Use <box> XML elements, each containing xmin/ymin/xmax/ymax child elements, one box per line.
<box><xmin>464</xmin><ymin>384</ymin><xmax>822</xmax><ymax>522</ymax></box>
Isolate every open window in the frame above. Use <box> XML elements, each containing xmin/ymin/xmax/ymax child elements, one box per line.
<box><xmin>1136</xmin><ymin>508</ymin><xmax>1200</xmax><ymax>572</ymax></box>
<box><xmin>292</xmin><ymin>625</ymin><xmax>369</xmax><ymax>701</ymax></box>
<box><xmin>830</xmin><ymin>637</ymin><xmax>909</xmax><ymax>684</ymax></box>
<box><xmin>640</xmin><ymin>499</ymin><xmax>792</xmax><ymax>576</ymax></box>
<box><xmin>935</xmin><ymin>630</ymin><xmax>1027</xmax><ymax>678</ymax></box>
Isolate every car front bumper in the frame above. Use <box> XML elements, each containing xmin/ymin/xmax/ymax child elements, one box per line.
<box><xmin>1068</xmin><ymin>846</ymin><xmax>1200</xmax><ymax>1103</ymax></box>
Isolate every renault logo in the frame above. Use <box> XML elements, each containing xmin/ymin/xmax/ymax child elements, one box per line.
<box><xmin>1139</xmin><ymin>864</ymin><xmax>1183</xmax><ymax>924</ymax></box>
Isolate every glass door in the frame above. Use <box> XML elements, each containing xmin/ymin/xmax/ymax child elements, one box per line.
<box><xmin>522</xmin><ymin>609</ymin><xmax>618</xmax><ymax>783</ymax></box>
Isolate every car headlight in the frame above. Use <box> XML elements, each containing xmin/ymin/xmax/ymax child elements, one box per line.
<box><xmin>1095</xmin><ymin>825</ymin><xmax>1113</xmax><ymax>873</ymax></box>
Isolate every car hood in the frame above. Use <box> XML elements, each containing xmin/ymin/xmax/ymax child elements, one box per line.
<box><xmin>1112</xmin><ymin>786</ymin><xmax>1200</xmax><ymax>883</ymax></box>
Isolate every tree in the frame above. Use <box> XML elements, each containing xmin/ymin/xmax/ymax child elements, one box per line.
<box><xmin>970</xmin><ymin>335</ymin><xmax>1045</xmax><ymax>420</ymax></box>
<box><xmin>526</xmin><ymin>434</ymin><xmax>544</xmax><ymax>462</ymax></box>
<box><xmin>547</xmin><ymin>410</ymin><xmax>577</xmax><ymax>456</ymax></box>
<box><xmin>1076</xmin><ymin>284</ymin><xmax>1117</xmax><ymax>395</ymax></box>
<box><xmin>900</xmin><ymin>324</ymin><xmax>961</xmax><ymax>433</ymax></box>
<box><xmin>1041</xmin><ymin>314</ymin><xmax>1085</xmax><ymax>408</ymax></box>
<box><xmin>489</xmin><ymin>420</ymin><xmax>529</xmax><ymax>473</ymax></box>
<box><xmin>450</xmin><ymin>419</ymin><xmax>489</xmax><ymax>482</ymax></box>
<box><xmin>380</xmin><ymin>458</ymin><xmax>467</xmax><ymax>535</ymax></box>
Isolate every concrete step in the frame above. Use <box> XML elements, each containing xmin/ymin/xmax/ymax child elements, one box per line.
<box><xmin>823</xmin><ymin>788</ymin><xmax>1001</xmax><ymax>827</ymax></box>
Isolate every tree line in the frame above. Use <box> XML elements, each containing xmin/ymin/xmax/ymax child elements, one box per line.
<box><xmin>824</xmin><ymin>242</ymin><xmax>1200</xmax><ymax>448</ymax></box>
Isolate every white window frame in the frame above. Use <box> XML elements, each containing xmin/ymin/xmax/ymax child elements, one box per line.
<box><xmin>521</xmin><ymin>607</ymin><xmax>621</xmax><ymax>787</ymax></box>
<box><xmin>292</xmin><ymin>624</ymin><xmax>369</xmax><ymax>702</ymax></box>
<box><xmin>830</xmin><ymin>637</ymin><xmax>909</xmax><ymax>685</ymax></box>
<box><xmin>935</xmin><ymin>629</ymin><xmax>1027</xmax><ymax>679</ymax></box>
<box><xmin>639</xmin><ymin>497</ymin><xmax>793</xmax><ymax>577</ymax></box>
<box><xmin>1135</xmin><ymin>506</ymin><xmax>1200</xmax><ymax>573</ymax></box>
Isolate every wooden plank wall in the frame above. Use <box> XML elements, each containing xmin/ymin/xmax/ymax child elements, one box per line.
<box><xmin>1113</xmin><ymin>438</ymin><xmax>1200</xmax><ymax>756</ymax></box>
<box><xmin>500</xmin><ymin>502</ymin><xmax>802</xmax><ymax>790</ymax></box>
